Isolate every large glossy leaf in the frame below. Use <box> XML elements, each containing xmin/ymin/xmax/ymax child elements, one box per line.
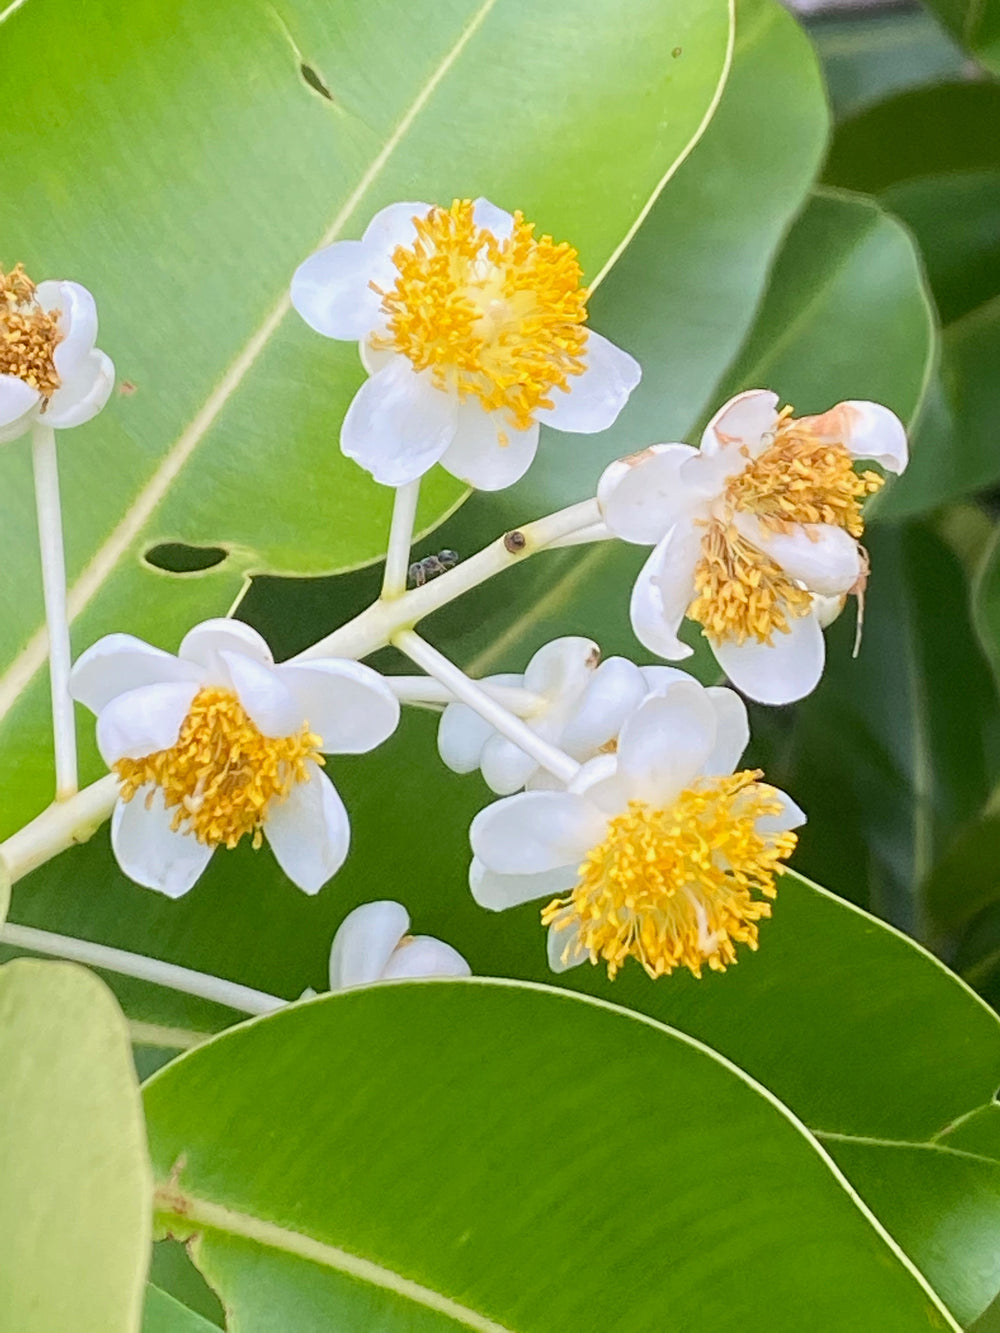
<box><xmin>916</xmin><ymin>0</ymin><xmax>1000</xmax><ymax>72</ymax></box>
<box><xmin>0</xmin><ymin>958</ymin><xmax>152</xmax><ymax>1332</ymax></box>
<box><xmin>0</xmin><ymin>0</ymin><xmax>732</xmax><ymax>835</ymax></box>
<box><xmin>143</xmin><ymin>1287</ymin><xmax>219</xmax><ymax>1333</ymax></box>
<box><xmin>144</xmin><ymin>981</ymin><xmax>961</xmax><ymax>1330</ymax></box>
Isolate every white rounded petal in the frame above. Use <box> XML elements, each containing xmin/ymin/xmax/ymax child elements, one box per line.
<box><xmin>438</xmin><ymin>702</ymin><xmax>499</xmax><ymax>773</ymax></box>
<box><xmin>178</xmin><ymin>618</ymin><xmax>274</xmax><ymax>669</ymax></box>
<box><xmin>381</xmin><ymin>936</ymin><xmax>471</xmax><ymax>980</ymax></box>
<box><xmin>568</xmin><ymin>753</ymin><xmax>629</xmax><ymax>814</ymax></box>
<box><xmin>265</xmin><ymin>765</ymin><xmax>349</xmax><ymax>894</ymax></box>
<box><xmin>736</xmin><ymin>513</ymin><xmax>861</xmax><ymax>598</ymax></box>
<box><xmin>535</xmin><ymin>330</ymin><xmax>641</xmax><ymax>434</ymax></box>
<box><xmin>217</xmin><ymin>651</ymin><xmax>301</xmax><ymax>736</ymax></box>
<box><xmin>523</xmin><ymin>637</ymin><xmax>597</xmax><ymax>708</ymax></box>
<box><xmin>479</xmin><ymin>733</ymin><xmax>540</xmax><ymax>796</ymax></box>
<box><xmin>756</xmin><ymin>788</ymin><xmax>807</xmax><ymax>835</ymax></box>
<box><xmin>439</xmin><ymin>403</ymin><xmax>539</xmax><ymax>490</ymax></box>
<box><xmin>813</xmin><ymin>591</ymin><xmax>847</xmax><ymax>629</ymax></box>
<box><xmin>700</xmin><ymin>389</ymin><xmax>780</xmax><ymax>457</ymax></box>
<box><xmin>798</xmin><ymin>400</ymin><xmax>908</xmax><ymax>474</ymax></box>
<box><xmin>618</xmin><ymin>682</ymin><xmax>718</xmax><ymax>805</ymax></box>
<box><xmin>361</xmin><ymin>200</ymin><xmax>433</xmax><ymax>255</ymax></box>
<box><xmin>328</xmin><ymin>900</ymin><xmax>409</xmax><ymax>989</ymax></box>
<box><xmin>597</xmin><ymin>443</ymin><xmax>700</xmax><ymax>545</ymax></box>
<box><xmin>70</xmin><ymin>633</ymin><xmax>202</xmax><ymax>714</ymax></box>
<box><xmin>341</xmin><ymin>356</ymin><xmax>457</xmax><ymax>487</ymax></box>
<box><xmin>291</xmin><ymin>241</ymin><xmax>383</xmax><ymax>341</ymax></box>
<box><xmin>470</xmin><ymin>856</ymin><xmax>579</xmax><ymax>911</ymax></box>
<box><xmin>44</xmin><ymin>349</ymin><xmax>114</xmax><ymax>429</ymax></box>
<box><xmin>0</xmin><ymin>374</ymin><xmax>40</xmax><ymax>443</ymax></box>
<box><xmin>560</xmin><ymin>656</ymin><xmax>647</xmax><ymax>758</ymax></box>
<box><xmin>471</xmin><ymin>197</ymin><xmax>515</xmax><ymax>241</ymax></box>
<box><xmin>37</xmin><ymin>281</ymin><xmax>98</xmax><ymax>379</ymax></box>
<box><xmin>702</xmin><ymin>687</ymin><xmax>749</xmax><ymax>777</ymax></box>
<box><xmin>629</xmin><ymin>522</ymin><xmax>702</xmax><ymax>661</ymax></box>
<box><xmin>470</xmin><ymin>791</ymin><xmax>601</xmax><ymax>874</ymax></box>
<box><xmin>359</xmin><ymin>338</ymin><xmax>396</xmax><ymax>375</ymax></box>
<box><xmin>111</xmin><ymin>789</ymin><xmax>213</xmax><ymax>898</ymax></box>
<box><xmin>547</xmin><ymin>920</ymin><xmax>589</xmax><ymax>973</ymax></box>
<box><xmin>640</xmin><ymin>665</ymin><xmax>696</xmax><ymax>695</ymax></box>
<box><xmin>96</xmin><ymin>681</ymin><xmax>199</xmax><ymax>765</ymax></box>
<box><xmin>279</xmin><ymin>660</ymin><xmax>400</xmax><ymax>753</ymax></box>
<box><xmin>713</xmin><ymin>611</ymin><xmax>825</xmax><ymax>705</ymax></box>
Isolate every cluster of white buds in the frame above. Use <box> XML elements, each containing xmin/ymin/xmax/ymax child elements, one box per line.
<box><xmin>7</xmin><ymin>193</ymin><xmax>907</xmax><ymax>988</ymax></box>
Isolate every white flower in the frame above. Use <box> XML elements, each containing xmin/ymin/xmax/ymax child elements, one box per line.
<box><xmin>0</xmin><ymin>265</ymin><xmax>114</xmax><ymax>445</ymax></box>
<box><xmin>291</xmin><ymin>198</ymin><xmax>640</xmax><ymax>491</ymax></box>
<box><xmin>469</xmin><ymin>676</ymin><xmax>804</xmax><ymax>980</ymax></box>
<box><xmin>70</xmin><ymin>619</ymin><xmax>400</xmax><ymax>898</ymax></box>
<box><xmin>598</xmin><ymin>389</ymin><xmax>908</xmax><ymax>704</ymax></box>
<box><xmin>328</xmin><ymin>901</ymin><xmax>470</xmax><ymax>989</ymax></box>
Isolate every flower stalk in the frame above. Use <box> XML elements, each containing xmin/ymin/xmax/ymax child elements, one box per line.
<box><xmin>382</xmin><ymin>479</ymin><xmax>421</xmax><ymax>600</ymax></box>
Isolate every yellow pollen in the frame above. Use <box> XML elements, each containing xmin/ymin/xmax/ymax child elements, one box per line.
<box><xmin>689</xmin><ymin>520</ymin><xmax>813</xmax><ymax>647</ymax></box>
<box><xmin>0</xmin><ymin>263</ymin><xmax>62</xmax><ymax>398</ymax></box>
<box><xmin>542</xmin><ymin>771</ymin><xmax>796</xmax><ymax>981</ymax></box>
<box><xmin>372</xmin><ymin>199</ymin><xmax>589</xmax><ymax>431</ymax></box>
<box><xmin>114</xmin><ymin>686</ymin><xmax>323</xmax><ymax>851</ymax></box>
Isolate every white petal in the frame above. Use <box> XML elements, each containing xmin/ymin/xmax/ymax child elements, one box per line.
<box><xmin>44</xmin><ymin>349</ymin><xmax>114</xmax><ymax>429</ymax></box>
<box><xmin>813</xmin><ymin>591</ymin><xmax>847</xmax><ymax>628</ymax></box>
<box><xmin>178</xmin><ymin>618</ymin><xmax>274</xmax><ymax>669</ymax></box>
<box><xmin>798</xmin><ymin>400</ymin><xmax>908</xmax><ymax>474</ymax></box>
<box><xmin>290</xmin><ymin>241</ymin><xmax>383</xmax><ymax>341</ymax></box>
<box><xmin>755</xmin><ymin>788</ymin><xmax>807</xmax><ymax>835</ymax></box>
<box><xmin>70</xmin><ymin>634</ymin><xmax>202</xmax><ymax>714</ymax></box>
<box><xmin>111</xmin><ymin>790</ymin><xmax>213</xmax><ymax>898</ymax></box>
<box><xmin>37</xmin><ymin>281</ymin><xmax>98</xmax><ymax>379</ymax></box>
<box><xmin>279</xmin><ymin>660</ymin><xmax>399</xmax><ymax>753</ymax></box>
<box><xmin>568</xmin><ymin>753</ymin><xmax>629</xmax><ymax>814</ymax></box>
<box><xmin>439</xmin><ymin>403</ymin><xmax>538</xmax><ymax>490</ymax></box>
<box><xmin>735</xmin><ymin>513</ymin><xmax>861</xmax><ymax>598</ymax></box>
<box><xmin>523</xmin><ymin>637</ymin><xmax>597</xmax><ymax>708</ymax></box>
<box><xmin>341</xmin><ymin>356</ymin><xmax>457</xmax><ymax>486</ymax></box>
<box><xmin>265</xmin><ymin>765</ymin><xmax>349</xmax><ymax>894</ymax></box>
<box><xmin>547</xmin><ymin>920</ymin><xmax>589</xmax><ymax>973</ymax></box>
<box><xmin>96</xmin><ymin>681</ymin><xmax>199</xmax><ymax>765</ymax></box>
<box><xmin>0</xmin><ymin>375</ymin><xmax>40</xmax><ymax>443</ymax></box>
<box><xmin>617</xmin><ymin>682</ymin><xmax>718</xmax><ymax>805</ymax></box>
<box><xmin>640</xmin><ymin>665</ymin><xmax>696</xmax><ymax>694</ymax></box>
<box><xmin>560</xmin><ymin>656</ymin><xmax>647</xmax><ymax>758</ymax></box>
<box><xmin>328</xmin><ymin>900</ymin><xmax>408</xmax><ymax>989</ymax></box>
<box><xmin>703</xmin><ymin>687</ymin><xmax>749</xmax><ymax>777</ymax></box>
<box><xmin>218</xmin><ymin>651</ymin><xmax>301</xmax><ymax>736</ymax></box>
<box><xmin>479</xmin><ymin>734</ymin><xmax>539</xmax><ymax>796</ymax></box>
<box><xmin>469</xmin><ymin>197</ymin><xmax>514</xmax><ymax>241</ymax></box>
<box><xmin>438</xmin><ymin>702</ymin><xmax>500</xmax><ymax>773</ymax></box>
<box><xmin>382</xmin><ymin>936</ymin><xmax>471</xmax><ymax>980</ymax></box>
<box><xmin>535</xmin><ymin>330</ymin><xmax>641</xmax><ymax>434</ymax></box>
<box><xmin>470</xmin><ymin>856</ymin><xmax>579</xmax><ymax>910</ymax></box>
<box><xmin>359</xmin><ymin>337</ymin><xmax>396</xmax><ymax>375</ymax></box>
<box><xmin>470</xmin><ymin>791</ymin><xmax>601</xmax><ymax>874</ymax></box>
<box><xmin>361</xmin><ymin>200</ymin><xmax>433</xmax><ymax>255</ymax></box>
<box><xmin>713</xmin><ymin>611</ymin><xmax>825</xmax><ymax>705</ymax></box>
<box><xmin>597</xmin><ymin>444</ymin><xmax>700</xmax><ymax>545</ymax></box>
<box><xmin>629</xmin><ymin>522</ymin><xmax>702</xmax><ymax>661</ymax></box>
<box><xmin>699</xmin><ymin>389</ymin><xmax>780</xmax><ymax>456</ymax></box>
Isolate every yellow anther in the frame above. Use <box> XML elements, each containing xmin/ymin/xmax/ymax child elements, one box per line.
<box><xmin>0</xmin><ymin>264</ymin><xmax>62</xmax><ymax>398</ymax></box>
<box><xmin>689</xmin><ymin>520</ymin><xmax>813</xmax><ymax>647</ymax></box>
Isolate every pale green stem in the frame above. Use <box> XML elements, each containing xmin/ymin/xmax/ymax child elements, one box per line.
<box><xmin>546</xmin><ymin>520</ymin><xmax>613</xmax><ymax>549</ymax></box>
<box><xmin>0</xmin><ymin>922</ymin><xmax>285</xmax><ymax>1016</ymax></box>
<box><xmin>31</xmin><ymin>422</ymin><xmax>77</xmax><ymax>799</ymax></box>
<box><xmin>0</xmin><ymin>772</ymin><xmax>116</xmax><ymax>885</ymax></box>
<box><xmin>393</xmin><ymin>629</ymin><xmax>580</xmax><ymax>785</ymax></box>
<box><xmin>381</xmin><ymin>479</ymin><xmax>421</xmax><ymax>600</ymax></box>
<box><xmin>387</xmin><ymin>675</ymin><xmax>543</xmax><ymax>714</ymax></box>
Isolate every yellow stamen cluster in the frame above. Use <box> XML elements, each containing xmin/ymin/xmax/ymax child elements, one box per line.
<box><xmin>373</xmin><ymin>199</ymin><xmax>589</xmax><ymax>431</ymax></box>
<box><xmin>542</xmin><ymin>771</ymin><xmax>796</xmax><ymax>981</ymax></box>
<box><xmin>689</xmin><ymin>520</ymin><xmax>813</xmax><ymax>646</ymax></box>
<box><xmin>0</xmin><ymin>263</ymin><xmax>62</xmax><ymax>397</ymax></box>
<box><xmin>114</xmin><ymin>686</ymin><xmax>322</xmax><ymax>850</ymax></box>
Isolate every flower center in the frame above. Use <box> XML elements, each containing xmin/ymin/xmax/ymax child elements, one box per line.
<box><xmin>542</xmin><ymin>771</ymin><xmax>796</xmax><ymax>980</ymax></box>
<box><xmin>688</xmin><ymin>414</ymin><xmax>885</xmax><ymax>645</ymax></box>
<box><xmin>0</xmin><ymin>264</ymin><xmax>62</xmax><ymax>398</ymax></box>
<box><xmin>372</xmin><ymin>199</ymin><xmax>589</xmax><ymax>431</ymax></box>
<box><xmin>114</xmin><ymin>686</ymin><xmax>323</xmax><ymax>850</ymax></box>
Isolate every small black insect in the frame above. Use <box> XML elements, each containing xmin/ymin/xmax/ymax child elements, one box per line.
<box><xmin>407</xmin><ymin>549</ymin><xmax>459</xmax><ymax>588</ymax></box>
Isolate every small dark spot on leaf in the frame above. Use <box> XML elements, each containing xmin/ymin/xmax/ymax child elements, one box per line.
<box><xmin>300</xmin><ymin>62</ymin><xmax>334</xmax><ymax>101</ymax></box>
<box><xmin>144</xmin><ymin>543</ymin><xmax>228</xmax><ymax>574</ymax></box>
<box><xmin>504</xmin><ymin>529</ymin><xmax>527</xmax><ymax>554</ymax></box>
<box><xmin>672</xmin><ymin>46</ymin><xmax>682</xmax><ymax>57</ymax></box>
<box><xmin>118</xmin><ymin>380</ymin><xmax>137</xmax><ymax>396</ymax></box>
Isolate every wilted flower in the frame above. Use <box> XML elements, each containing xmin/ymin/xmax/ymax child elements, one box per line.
<box><xmin>469</xmin><ymin>676</ymin><xmax>803</xmax><ymax>980</ymax></box>
<box><xmin>0</xmin><ymin>264</ymin><xmax>114</xmax><ymax>444</ymax></box>
<box><xmin>598</xmin><ymin>390</ymin><xmax>907</xmax><ymax>703</ymax></box>
<box><xmin>291</xmin><ymin>198</ymin><xmax>640</xmax><ymax>490</ymax></box>
<box><xmin>328</xmin><ymin>900</ymin><xmax>470</xmax><ymax>989</ymax></box>
<box><xmin>70</xmin><ymin>619</ymin><xmax>399</xmax><ymax>897</ymax></box>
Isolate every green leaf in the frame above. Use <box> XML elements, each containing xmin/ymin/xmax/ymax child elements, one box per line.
<box><xmin>0</xmin><ymin>958</ymin><xmax>152</xmax><ymax>1332</ymax></box>
<box><xmin>0</xmin><ymin>0</ymin><xmax>733</xmax><ymax>836</ymax></box>
<box><xmin>143</xmin><ymin>1286</ymin><xmax>220</xmax><ymax>1333</ymax></box>
<box><xmin>144</xmin><ymin>981</ymin><xmax>961</xmax><ymax>1330</ymax></box>
<box><xmin>916</xmin><ymin>0</ymin><xmax>1000</xmax><ymax>72</ymax></box>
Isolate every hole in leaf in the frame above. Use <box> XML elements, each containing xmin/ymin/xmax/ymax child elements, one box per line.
<box><xmin>144</xmin><ymin>543</ymin><xmax>228</xmax><ymax>574</ymax></box>
<box><xmin>300</xmin><ymin>62</ymin><xmax>333</xmax><ymax>100</ymax></box>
